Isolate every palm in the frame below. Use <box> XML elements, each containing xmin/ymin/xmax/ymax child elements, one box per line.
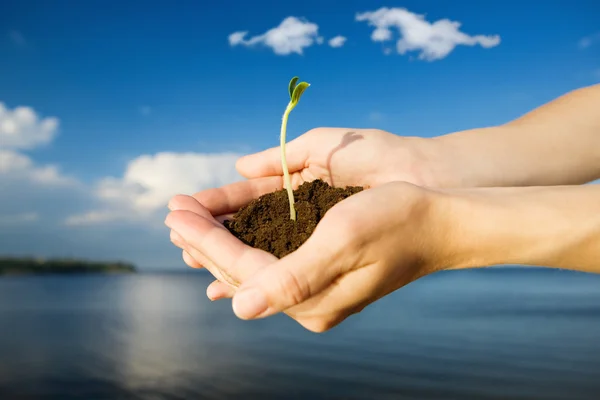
<box><xmin>194</xmin><ymin>128</ymin><xmax>426</xmax><ymax>218</ymax></box>
<box><xmin>167</xmin><ymin>198</ymin><xmax>326</xmax><ymax>326</ymax></box>
<box><xmin>169</xmin><ymin>182</ymin><xmax>428</xmax><ymax>332</ymax></box>
<box><xmin>286</xmin><ymin>129</ymin><xmax>387</xmax><ymax>188</ymax></box>
<box><xmin>268</xmin><ymin>128</ymin><xmax>423</xmax><ymax>188</ymax></box>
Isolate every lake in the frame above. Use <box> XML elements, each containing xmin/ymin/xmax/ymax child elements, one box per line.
<box><xmin>1</xmin><ymin>267</ymin><xmax>599</xmax><ymax>399</ymax></box>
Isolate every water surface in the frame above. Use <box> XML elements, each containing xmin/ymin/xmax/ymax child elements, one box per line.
<box><xmin>1</xmin><ymin>268</ymin><xmax>599</xmax><ymax>399</ymax></box>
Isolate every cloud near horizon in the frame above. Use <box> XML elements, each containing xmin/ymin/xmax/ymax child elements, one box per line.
<box><xmin>0</xmin><ymin>149</ymin><xmax>76</xmax><ymax>187</ymax></box>
<box><xmin>66</xmin><ymin>152</ymin><xmax>243</xmax><ymax>226</ymax></box>
<box><xmin>0</xmin><ymin>101</ymin><xmax>244</xmax><ymax>267</ymax></box>
<box><xmin>1</xmin><ymin>102</ymin><xmax>59</xmax><ymax>150</ymax></box>
<box><xmin>0</xmin><ymin>103</ymin><xmax>75</xmax><ymax>187</ymax></box>
<box><xmin>355</xmin><ymin>7</ymin><xmax>500</xmax><ymax>60</ymax></box>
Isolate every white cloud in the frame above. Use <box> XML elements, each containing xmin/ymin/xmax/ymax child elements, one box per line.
<box><xmin>0</xmin><ymin>102</ymin><xmax>76</xmax><ymax>188</ymax></box>
<box><xmin>66</xmin><ymin>151</ymin><xmax>243</xmax><ymax>226</ymax></box>
<box><xmin>0</xmin><ymin>101</ymin><xmax>246</xmax><ymax>269</ymax></box>
<box><xmin>356</xmin><ymin>7</ymin><xmax>500</xmax><ymax>61</ymax></box>
<box><xmin>0</xmin><ymin>149</ymin><xmax>75</xmax><ymax>187</ymax></box>
<box><xmin>8</xmin><ymin>30</ymin><xmax>26</xmax><ymax>46</ymax></box>
<box><xmin>0</xmin><ymin>103</ymin><xmax>77</xmax><ymax>261</ymax></box>
<box><xmin>228</xmin><ymin>31</ymin><xmax>247</xmax><ymax>46</ymax></box>
<box><xmin>0</xmin><ymin>102</ymin><xmax>59</xmax><ymax>150</ymax></box>
<box><xmin>579</xmin><ymin>32</ymin><xmax>600</xmax><ymax>49</ymax></box>
<box><xmin>228</xmin><ymin>17</ymin><xmax>322</xmax><ymax>55</ymax></box>
<box><xmin>328</xmin><ymin>35</ymin><xmax>347</xmax><ymax>48</ymax></box>
<box><xmin>0</xmin><ymin>101</ymin><xmax>72</xmax><ymax>187</ymax></box>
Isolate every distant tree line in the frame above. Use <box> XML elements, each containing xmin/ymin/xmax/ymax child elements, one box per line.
<box><xmin>0</xmin><ymin>257</ymin><xmax>137</xmax><ymax>275</ymax></box>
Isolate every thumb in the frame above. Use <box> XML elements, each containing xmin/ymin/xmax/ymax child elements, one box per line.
<box><xmin>236</xmin><ymin>135</ymin><xmax>310</xmax><ymax>179</ymax></box>
<box><xmin>231</xmin><ymin>240</ymin><xmax>342</xmax><ymax>320</ymax></box>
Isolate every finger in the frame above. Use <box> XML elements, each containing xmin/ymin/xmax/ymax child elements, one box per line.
<box><xmin>172</xmin><ymin>229</ymin><xmax>233</xmax><ymax>284</ymax></box>
<box><xmin>192</xmin><ymin>176</ymin><xmax>283</xmax><ymax>216</ymax></box>
<box><xmin>182</xmin><ymin>249</ymin><xmax>203</xmax><ymax>269</ymax></box>
<box><xmin>165</xmin><ymin>209</ymin><xmax>277</xmax><ymax>284</ymax></box>
<box><xmin>166</xmin><ymin>201</ymin><xmax>244</xmax><ymax>286</ymax></box>
<box><xmin>230</xmin><ymin>233</ymin><xmax>345</xmax><ymax>320</ymax></box>
<box><xmin>169</xmin><ymin>194</ymin><xmax>214</xmax><ymax>219</ymax></box>
<box><xmin>167</xmin><ymin>196</ymin><xmax>238</xmax><ymax>279</ymax></box>
<box><xmin>170</xmin><ymin>229</ymin><xmax>187</xmax><ymax>247</ymax></box>
<box><xmin>170</xmin><ymin>216</ymin><xmax>237</xmax><ymax>285</ymax></box>
<box><xmin>236</xmin><ymin>135</ymin><xmax>310</xmax><ymax>178</ymax></box>
<box><xmin>207</xmin><ymin>280</ymin><xmax>236</xmax><ymax>300</ymax></box>
<box><xmin>171</xmin><ymin>229</ymin><xmax>204</xmax><ymax>268</ymax></box>
<box><xmin>182</xmin><ymin>243</ymin><xmax>235</xmax><ymax>287</ymax></box>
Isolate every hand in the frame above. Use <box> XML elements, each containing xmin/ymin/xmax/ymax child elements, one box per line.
<box><xmin>191</xmin><ymin>128</ymin><xmax>436</xmax><ymax>221</ymax></box>
<box><xmin>166</xmin><ymin>181</ymin><xmax>453</xmax><ymax>332</ymax></box>
<box><xmin>176</xmin><ymin>127</ymin><xmax>436</xmax><ymax>297</ymax></box>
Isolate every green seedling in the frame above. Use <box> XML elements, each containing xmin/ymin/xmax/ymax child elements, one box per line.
<box><xmin>281</xmin><ymin>76</ymin><xmax>310</xmax><ymax>221</ymax></box>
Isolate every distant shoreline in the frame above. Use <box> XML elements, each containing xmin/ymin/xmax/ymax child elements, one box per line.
<box><xmin>0</xmin><ymin>257</ymin><xmax>137</xmax><ymax>276</ymax></box>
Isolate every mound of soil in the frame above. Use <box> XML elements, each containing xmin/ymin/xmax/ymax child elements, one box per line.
<box><xmin>223</xmin><ymin>179</ymin><xmax>363</xmax><ymax>258</ymax></box>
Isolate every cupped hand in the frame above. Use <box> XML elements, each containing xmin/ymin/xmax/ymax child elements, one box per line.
<box><xmin>192</xmin><ymin>128</ymin><xmax>434</xmax><ymax>220</ymax></box>
<box><xmin>166</xmin><ymin>181</ymin><xmax>454</xmax><ymax>332</ymax></box>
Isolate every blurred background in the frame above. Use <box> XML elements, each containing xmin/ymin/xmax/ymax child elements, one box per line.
<box><xmin>1</xmin><ymin>0</ymin><xmax>599</xmax><ymax>398</ymax></box>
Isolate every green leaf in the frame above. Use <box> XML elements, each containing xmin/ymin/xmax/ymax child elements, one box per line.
<box><xmin>288</xmin><ymin>76</ymin><xmax>299</xmax><ymax>100</ymax></box>
<box><xmin>291</xmin><ymin>82</ymin><xmax>310</xmax><ymax>104</ymax></box>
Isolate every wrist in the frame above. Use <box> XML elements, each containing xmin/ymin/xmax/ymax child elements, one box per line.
<box><xmin>396</xmin><ymin>135</ymin><xmax>455</xmax><ymax>189</ymax></box>
<box><xmin>433</xmin><ymin>185</ymin><xmax>600</xmax><ymax>273</ymax></box>
<box><xmin>418</xmin><ymin>125</ymin><xmax>520</xmax><ymax>189</ymax></box>
<box><xmin>428</xmin><ymin>188</ymin><xmax>535</xmax><ymax>273</ymax></box>
<box><xmin>430</xmin><ymin>188</ymin><xmax>526</xmax><ymax>271</ymax></box>
<box><xmin>398</xmin><ymin>132</ymin><xmax>480</xmax><ymax>190</ymax></box>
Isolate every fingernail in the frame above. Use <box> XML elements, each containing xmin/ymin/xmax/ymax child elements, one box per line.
<box><xmin>232</xmin><ymin>288</ymin><xmax>268</xmax><ymax>319</ymax></box>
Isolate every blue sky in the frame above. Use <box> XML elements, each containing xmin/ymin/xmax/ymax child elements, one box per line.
<box><xmin>1</xmin><ymin>0</ymin><xmax>599</xmax><ymax>269</ymax></box>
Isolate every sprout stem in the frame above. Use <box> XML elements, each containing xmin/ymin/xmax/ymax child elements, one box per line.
<box><xmin>281</xmin><ymin>102</ymin><xmax>296</xmax><ymax>221</ymax></box>
<box><xmin>280</xmin><ymin>76</ymin><xmax>309</xmax><ymax>221</ymax></box>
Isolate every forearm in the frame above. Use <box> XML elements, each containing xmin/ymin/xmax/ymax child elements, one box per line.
<box><xmin>423</xmin><ymin>84</ymin><xmax>600</xmax><ymax>188</ymax></box>
<box><xmin>441</xmin><ymin>184</ymin><xmax>600</xmax><ymax>274</ymax></box>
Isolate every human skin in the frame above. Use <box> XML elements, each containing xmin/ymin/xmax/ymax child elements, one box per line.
<box><xmin>185</xmin><ymin>83</ymin><xmax>600</xmax><ymax>221</ymax></box>
<box><xmin>165</xmin><ymin>183</ymin><xmax>600</xmax><ymax>333</ymax></box>
<box><xmin>165</xmin><ymin>83</ymin><xmax>600</xmax><ymax>332</ymax></box>
<box><xmin>428</xmin><ymin>83</ymin><xmax>600</xmax><ymax>188</ymax></box>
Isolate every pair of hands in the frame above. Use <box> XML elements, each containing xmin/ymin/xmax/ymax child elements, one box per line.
<box><xmin>165</xmin><ymin>128</ymin><xmax>455</xmax><ymax>332</ymax></box>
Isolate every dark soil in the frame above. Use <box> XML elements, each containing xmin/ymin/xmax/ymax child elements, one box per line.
<box><xmin>223</xmin><ymin>179</ymin><xmax>364</xmax><ymax>258</ymax></box>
